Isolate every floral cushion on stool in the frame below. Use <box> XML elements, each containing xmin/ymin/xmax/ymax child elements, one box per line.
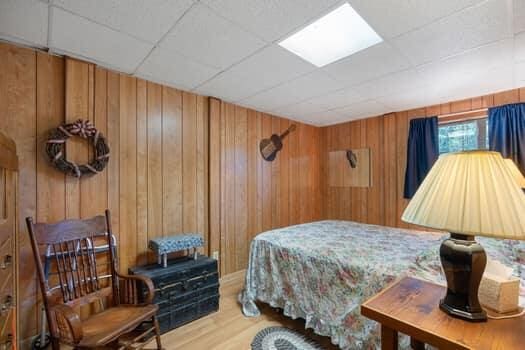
<box><xmin>149</xmin><ymin>234</ymin><xmax>204</xmax><ymax>267</ymax></box>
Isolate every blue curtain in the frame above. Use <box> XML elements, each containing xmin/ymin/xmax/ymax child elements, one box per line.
<box><xmin>488</xmin><ymin>103</ymin><xmax>525</xmax><ymax>175</ymax></box>
<box><xmin>403</xmin><ymin>117</ymin><xmax>439</xmax><ymax>199</ymax></box>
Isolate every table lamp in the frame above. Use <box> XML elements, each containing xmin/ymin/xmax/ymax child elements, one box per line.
<box><xmin>504</xmin><ymin>158</ymin><xmax>525</xmax><ymax>189</ymax></box>
<box><xmin>402</xmin><ymin>151</ymin><xmax>525</xmax><ymax>321</ymax></box>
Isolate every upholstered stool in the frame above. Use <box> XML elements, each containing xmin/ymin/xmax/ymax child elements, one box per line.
<box><xmin>148</xmin><ymin>234</ymin><xmax>204</xmax><ymax>268</ymax></box>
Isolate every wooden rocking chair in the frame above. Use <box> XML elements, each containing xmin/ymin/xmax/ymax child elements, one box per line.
<box><xmin>26</xmin><ymin>210</ymin><xmax>163</xmax><ymax>350</ymax></box>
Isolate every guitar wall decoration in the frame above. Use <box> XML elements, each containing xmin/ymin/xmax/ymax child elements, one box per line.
<box><xmin>259</xmin><ymin>124</ymin><xmax>296</xmax><ymax>161</ymax></box>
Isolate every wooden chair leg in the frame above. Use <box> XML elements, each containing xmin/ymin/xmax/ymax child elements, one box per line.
<box><xmin>153</xmin><ymin>316</ymin><xmax>163</xmax><ymax>350</ymax></box>
<box><xmin>51</xmin><ymin>337</ymin><xmax>60</xmax><ymax>350</ymax></box>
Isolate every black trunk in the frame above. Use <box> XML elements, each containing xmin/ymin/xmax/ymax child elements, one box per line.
<box><xmin>130</xmin><ymin>256</ymin><xmax>220</xmax><ymax>333</ymax></box>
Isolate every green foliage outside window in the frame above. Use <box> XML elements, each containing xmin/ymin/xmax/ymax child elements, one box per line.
<box><xmin>438</xmin><ymin>118</ymin><xmax>488</xmax><ymax>154</ymax></box>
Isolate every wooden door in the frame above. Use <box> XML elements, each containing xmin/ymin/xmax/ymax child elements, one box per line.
<box><xmin>0</xmin><ymin>132</ymin><xmax>18</xmax><ymax>350</ymax></box>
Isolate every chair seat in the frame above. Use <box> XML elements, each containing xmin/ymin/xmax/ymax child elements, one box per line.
<box><xmin>79</xmin><ymin>304</ymin><xmax>158</xmax><ymax>347</ymax></box>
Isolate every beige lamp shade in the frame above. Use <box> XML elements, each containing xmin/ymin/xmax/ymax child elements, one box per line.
<box><xmin>504</xmin><ymin>158</ymin><xmax>525</xmax><ymax>188</ymax></box>
<box><xmin>402</xmin><ymin>151</ymin><xmax>525</xmax><ymax>240</ymax></box>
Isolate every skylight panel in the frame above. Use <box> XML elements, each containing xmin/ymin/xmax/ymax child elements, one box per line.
<box><xmin>279</xmin><ymin>3</ymin><xmax>383</xmax><ymax>67</ymax></box>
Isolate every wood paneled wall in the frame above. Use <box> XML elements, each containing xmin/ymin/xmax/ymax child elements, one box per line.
<box><xmin>0</xmin><ymin>43</ymin><xmax>209</xmax><ymax>345</ymax></box>
<box><xmin>320</xmin><ymin>88</ymin><xmax>525</xmax><ymax>229</ymax></box>
<box><xmin>4</xmin><ymin>38</ymin><xmax>524</xmax><ymax>344</ymax></box>
<box><xmin>209</xmin><ymin>100</ymin><xmax>321</xmax><ymax>275</ymax></box>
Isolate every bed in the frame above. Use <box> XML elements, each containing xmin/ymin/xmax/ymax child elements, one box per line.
<box><xmin>239</xmin><ymin>220</ymin><xmax>525</xmax><ymax>349</ymax></box>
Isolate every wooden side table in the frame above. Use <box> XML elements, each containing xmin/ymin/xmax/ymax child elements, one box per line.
<box><xmin>361</xmin><ymin>277</ymin><xmax>525</xmax><ymax>350</ymax></box>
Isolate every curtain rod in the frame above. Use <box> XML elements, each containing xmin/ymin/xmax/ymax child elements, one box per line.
<box><xmin>438</xmin><ymin>107</ymin><xmax>488</xmax><ymax>119</ymax></box>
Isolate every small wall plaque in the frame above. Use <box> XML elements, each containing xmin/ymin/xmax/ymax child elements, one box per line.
<box><xmin>328</xmin><ymin>148</ymin><xmax>370</xmax><ymax>188</ymax></box>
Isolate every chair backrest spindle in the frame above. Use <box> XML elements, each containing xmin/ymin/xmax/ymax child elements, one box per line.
<box><xmin>26</xmin><ymin>211</ymin><xmax>117</xmax><ymax>309</ymax></box>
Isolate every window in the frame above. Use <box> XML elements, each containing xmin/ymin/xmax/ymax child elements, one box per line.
<box><xmin>438</xmin><ymin>118</ymin><xmax>488</xmax><ymax>154</ymax></box>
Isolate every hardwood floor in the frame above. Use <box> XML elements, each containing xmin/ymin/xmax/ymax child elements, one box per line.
<box><xmin>155</xmin><ymin>270</ymin><xmax>340</xmax><ymax>350</ymax></box>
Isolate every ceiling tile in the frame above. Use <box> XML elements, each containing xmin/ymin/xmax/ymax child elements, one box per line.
<box><xmin>194</xmin><ymin>44</ymin><xmax>316</xmax><ymax>103</ymax></box>
<box><xmin>162</xmin><ymin>4</ymin><xmax>265</xmax><ymax>70</ymax></box>
<box><xmin>0</xmin><ymin>0</ymin><xmax>48</xmax><ymax>47</ymax></box>
<box><xmin>376</xmin><ymin>89</ymin><xmax>432</xmax><ymax>112</ymax></box>
<box><xmin>333</xmin><ymin>100</ymin><xmax>390</xmax><ymax>120</ymax></box>
<box><xmin>50</xmin><ymin>7</ymin><xmax>153</xmax><ymax>73</ymax></box>
<box><xmin>514</xmin><ymin>0</ymin><xmax>525</xmax><ymax>34</ymax></box>
<box><xmin>225</xmin><ymin>44</ymin><xmax>316</xmax><ymax>93</ymax></box>
<box><xmin>240</xmin><ymin>70</ymin><xmax>343</xmax><ymax>111</ymax></box>
<box><xmin>354</xmin><ymin>69</ymin><xmax>424</xmax><ymax>100</ymax></box>
<box><xmin>202</xmin><ymin>0</ymin><xmax>339</xmax><ymax>42</ymax></box>
<box><xmin>52</xmin><ymin>0</ymin><xmax>196</xmax><ymax>43</ymax></box>
<box><xmin>271</xmin><ymin>103</ymin><xmax>344</xmax><ymax>126</ymax></box>
<box><xmin>516</xmin><ymin>62</ymin><xmax>525</xmax><ymax>84</ymax></box>
<box><xmin>416</xmin><ymin>39</ymin><xmax>514</xmax><ymax>89</ymax></box>
<box><xmin>322</xmin><ymin>42</ymin><xmax>411</xmax><ymax>86</ymax></box>
<box><xmin>303</xmin><ymin>110</ymin><xmax>348</xmax><ymax>126</ymax></box>
<box><xmin>305</xmin><ymin>87</ymin><xmax>366</xmax><ymax>111</ymax></box>
<box><xmin>392</xmin><ymin>0</ymin><xmax>512</xmax><ymax>66</ymax></box>
<box><xmin>426</xmin><ymin>63</ymin><xmax>514</xmax><ymax>102</ymax></box>
<box><xmin>193</xmin><ymin>70</ymin><xmax>267</xmax><ymax>102</ymax></box>
<box><xmin>272</xmin><ymin>101</ymin><xmax>323</xmax><ymax>118</ymax></box>
<box><xmin>136</xmin><ymin>47</ymin><xmax>220</xmax><ymax>91</ymax></box>
<box><xmin>515</xmin><ymin>31</ymin><xmax>525</xmax><ymax>62</ymax></box>
<box><xmin>348</xmin><ymin>0</ymin><xmax>482</xmax><ymax>39</ymax></box>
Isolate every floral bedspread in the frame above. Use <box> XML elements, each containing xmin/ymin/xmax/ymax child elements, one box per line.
<box><xmin>239</xmin><ymin>220</ymin><xmax>525</xmax><ymax>350</ymax></box>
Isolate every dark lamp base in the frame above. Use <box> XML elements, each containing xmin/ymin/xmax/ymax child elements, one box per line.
<box><xmin>439</xmin><ymin>233</ymin><xmax>487</xmax><ymax>322</ymax></box>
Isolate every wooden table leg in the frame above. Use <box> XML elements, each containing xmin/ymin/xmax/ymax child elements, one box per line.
<box><xmin>410</xmin><ymin>337</ymin><xmax>425</xmax><ymax>350</ymax></box>
<box><xmin>381</xmin><ymin>325</ymin><xmax>398</xmax><ymax>350</ymax></box>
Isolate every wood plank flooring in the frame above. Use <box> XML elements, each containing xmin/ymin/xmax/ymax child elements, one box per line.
<box><xmin>155</xmin><ymin>270</ymin><xmax>340</xmax><ymax>350</ymax></box>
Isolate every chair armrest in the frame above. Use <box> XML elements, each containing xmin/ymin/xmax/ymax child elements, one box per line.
<box><xmin>50</xmin><ymin>304</ymin><xmax>83</xmax><ymax>345</ymax></box>
<box><xmin>117</xmin><ymin>272</ymin><xmax>155</xmax><ymax>305</ymax></box>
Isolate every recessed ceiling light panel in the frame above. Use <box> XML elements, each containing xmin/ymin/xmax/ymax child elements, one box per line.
<box><xmin>279</xmin><ymin>2</ymin><xmax>383</xmax><ymax>67</ymax></box>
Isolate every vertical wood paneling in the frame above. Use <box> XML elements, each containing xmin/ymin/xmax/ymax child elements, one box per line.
<box><xmin>339</xmin><ymin>122</ymin><xmax>351</xmax><ymax>219</ymax></box>
<box><xmin>196</xmin><ymin>95</ymin><xmax>209</xmax><ymax>254</ymax></box>
<box><xmin>247</xmin><ymin>109</ymin><xmax>259</xmax><ymax>242</ymax></box>
<box><xmin>136</xmin><ymin>79</ymin><xmax>148</xmax><ymax>265</ymax></box>
<box><xmin>349</xmin><ymin>122</ymin><xmax>361</xmax><ymax>221</ymax></box>
<box><xmin>162</xmin><ymin>87</ymin><xmax>183</xmax><ymax>235</ymax></box>
<box><xmin>383</xmin><ymin>113</ymin><xmax>397</xmax><ymax>227</ymax></box>
<box><xmin>3</xmin><ymin>47</ymin><xmax>212</xmax><ymax>344</ymax></box>
<box><xmin>234</xmin><ymin>106</ymin><xmax>248</xmax><ymax>270</ymax></box>
<box><xmin>147</xmin><ymin>82</ymin><xmax>162</xmax><ymax>257</ymax></box>
<box><xmin>261</xmin><ymin>114</ymin><xmax>273</xmax><ymax>231</ymax></box>
<box><xmin>289</xmin><ymin>115</ymin><xmax>300</xmax><ymax>224</ymax></box>
<box><xmin>493</xmin><ymin>89</ymin><xmax>520</xmax><ymax>105</ymax></box>
<box><xmin>35</xmin><ymin>52</ymin><xmax>66</xmax><ymax>340</ymax></box>
<box><xmin>80</xmin><ymin>64</ymin><xmax>98</xmax><ymax>219</ymax></box>
<box><xmin>65</xmin><ymin>59</ymin><xmax>89</xmax><ymax>219</ymax></box>
<box><xmin>366</xmin><ymin>116</ymin><xmax>384</xmax><ymax>225</ymax></box>
<box><xmin>107</xmin><ymin>71</ymin><xmax>120</xmax><ymax>252</ymax></box>
<box><xmin>395</xmin><ymin>111</ymin><xmax>409</xmax><ymax>229</ymax></box>
<box><xmin>221</xmin><ymin>102</ymin><xmax>236</xmax><ymax>274</ymax></box>
<box><xmin>90</xmin><ymin>67</ymin><xmax>108</xmax><ymax>217</ymax></box>
<box><xmin>182</xmin><ymin>92</ymin><xmax>198</xmax><ymax>232</ymax></box>
<box><xmin>209</xmin><ymin>102</ymin><xmax>322</xmax><ymax>275</ymax></box>
<box><xmin>0</xmin><ymin>43</ymin><xmax>38</xmax><ymax>342</ymax></box>
<box><xmin>270</xmin><ymin>117</ymin><xmax>280</xmax><ymax>227</ymax></box>
<box><xmin>279</xmin><ymin>118</ymin><xmax>290</xmax><ymax>227</ymax></box>
<box><xmin>36</xmin><ymin>52</ymin><xmax>65</xmax><ymax>224</ymax></box>
<box><xmin>119</xmin><ymin>75</ymin><xmax>137</xmax><ymax>272</ymax></box>
<box><xmin>5</xmin><ymin>40</ymin><xmax>525</xmax><ymax>341</ymax></box>
<box><xmin>209</xmin><ymin>98</ymin><xmax>221</xmax><ymax>257</ymax></box>
<box><xmin>320</xmin><ymin>88</ymin><xmax>524</xmax><ymax>230</ymax></box>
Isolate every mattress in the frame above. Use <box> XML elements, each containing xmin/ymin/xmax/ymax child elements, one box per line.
<box><xmin>239</xmin><ymin>220</ymin><xmax>525</xmax><ymax>349</ymax></box>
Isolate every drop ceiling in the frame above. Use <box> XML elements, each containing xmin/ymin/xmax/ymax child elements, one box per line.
<box><xmin>0</xmin><ymin>0</ymin><xmax>523</xmax><ymax>126</ymax></box>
